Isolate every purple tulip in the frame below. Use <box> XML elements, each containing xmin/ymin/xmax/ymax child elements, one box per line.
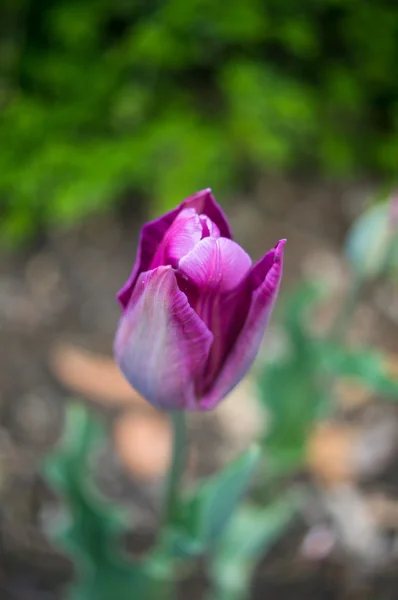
<box><xmin>114</xmin><ymin>189</ymin><xmax>285</xmax><ymax>411</ymax></box>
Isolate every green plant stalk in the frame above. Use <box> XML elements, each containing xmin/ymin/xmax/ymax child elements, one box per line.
<box><xmin>146</xmin><ymin>413</ymin><xmax>187</xmax><ymax>600</ymax></box>
<box><xmin>146</xmin><ymin>577</ymin><xmax>176</xmax><ymax>600</ymax></box>
<box><xmin>207</xmin><ymin>587</ymin><xmax>248</xmax><ymax>600</ymax></box>
<box><xmin>331</xmin><ymin>273</ymin><xmax>363</xmax><ymax>343</ymax></box>
<box><xmin>162</xmin><ymin>411</ymin><xmax>187</xmax><ymax>525</ymax></box>
<box><xmin>206</xmin><ymin>572</ymin><xmax>251</xmax><ymax>600</ymax></box>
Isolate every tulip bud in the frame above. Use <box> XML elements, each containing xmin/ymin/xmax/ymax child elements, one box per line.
<box><xmin>345</xmin><ymin>192</ymin><xmax>398</xmax><ymax>279</ymax></box>
<box><xmin>114</xmin><ymin>189</ymin><xmax>285</xmax><ymax>411</ymax></box>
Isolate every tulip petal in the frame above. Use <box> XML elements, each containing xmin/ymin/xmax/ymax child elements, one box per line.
<box><xmin>179</xmin><ymin>237</ymin><xmax>252</xmax><ymax>294</ymax></box>
<box><xmin>200</xmin><ymin>239</ymin><xmax>286</xmax><ymax>410</ymax></box>
<box><xmin>199</xmin><ymin>214</ymin><xmax>220</xmax><ymax>238</ymax></box>
<box><xmin>114</xmin><ymin>266</ymin><xmax>213</xmax><ymax>410</ymax></box>
<box><xmin>117</xmin><ymin>207</ymin><xmax>180</xmax><ymax>310</ymax></box>
<box><xmin>184</xmin><ymin>189</ymin><xmax>232</xmax><ymax>239</ymax></box>
<box><xmin>178</xmin><ymin>236</ymin><xmax>251</xmax><ymax>361</ymax></box>
<box><xmin>117</xmin><ymin>189</ymin><xmax>231</xmax><ymax>310</ymax></box>
<box><xmin>150</xmin><ymin>208</ymin><xmax>202</xmax><ymax>268</ymax></box>
<box><xmin>179</xmin><ymin>237</ymin><xmax>252</xmax><ymax>395</ymax></box>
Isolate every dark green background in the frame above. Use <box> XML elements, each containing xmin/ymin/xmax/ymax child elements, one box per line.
<box><xmin>1</xmin><ymin>0</ymin><xmax>397</xmax><ymax>244</ymax></box>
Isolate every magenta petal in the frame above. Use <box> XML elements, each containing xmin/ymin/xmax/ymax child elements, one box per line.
<box><xmin>150</xmin><ymin>208</ymin><xmax>202</xmax><ymax>268</ymax></box>
<box><xmin>199</xmin><ymin>214</ymin><xmax>220</xmax><ymax>238</ymax></box>
<box><xmin>179</xmin><ymin>237</ymin><xmax>252</xmax><ymax>395</ymax></box>
<box><xmin>114</xmin><ymin>266</ymin><xmax>213</xmax><ymax>410</ymax></box>
<box><xmin>200</xmin><ymin>239</ymin><xmax>286</xmax><ymax>410</ymax></box>
<box><xmin>179</xmin><ymin>237</ymin><xmax>252</xmax><ymax>293</ymax></box>
<box><xmin>250</xmin><ymin>244</ymin><xmax>281</xmax><ymax>290</ymax></box>
<box><xmin>184</xmin><ymin>189</ymin><xmax>232</xmax><ymax>239</ymax></box>
<box><xmin>117</xmin><ymin>205</ymin><xmax>181</xmax><ymax>310</ymax></box>
<box><xmin>117</xmin><ymin>188</ymin><xmax>231</xmax><ymax>310</ymax></box>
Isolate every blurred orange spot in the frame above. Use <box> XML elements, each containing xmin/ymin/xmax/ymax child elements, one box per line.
<box><xmin>113</xmin><ymin>412</ymin><xmax>172</xmax><ymax>480</ymax></box>
<box><xmin>307</xmin><ymin>422</ymin><xmax>359</xmax><ymax>486</ymax></box>
<box><xmin>49</xmin><ymin>342</ymin><xmax>147</xmax><ymax>407</ymax></box>
<box><xmin>334</xmin><ymin>378</ymin><xmax>371</xmax><ymax>409</ymax></box>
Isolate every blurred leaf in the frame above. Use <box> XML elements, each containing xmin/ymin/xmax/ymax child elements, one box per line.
<box><xmin>222</xmin><ymin>61</ymin><xmax>316</xmax><ymax>168</ymax></box>
<box><xmin>175</xmin><ymin>446</ymin><xmax>261</xmax><ymax>553</ymax></box>
<box><xmin>208</xmin><ymin>499</ymin><xmax>294</xmax><ymax>599</ymax></box>
<box><xmin>345</xmin><ymin>202</ymin><xmax>397</xmax><ymax>279</ymax></box>
<box><xmin>275</xmin><ymin>18</ymin><xmax>318</xmax><ymax>58</ymax></box>
<box><xmin>43</xmin><ymin>403</ymin><xmax>151</xmax><ymax>600</ymax></box>
<box><xmin>326</xmin><ymin>346</ymin><xmax>398</xmax><ymax>400</ymax></box>
<box><xmin>257</xmin><ymin>283</ymin><xmax>329</xmax><ymax>472</ymax></box>
<box><xmin>258</xmin><ymin>278</ymin><xmax>398</xmax><ymax>477</ymax></box>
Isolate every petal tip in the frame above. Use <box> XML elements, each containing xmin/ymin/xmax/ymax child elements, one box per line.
<box><xmin>197</xmin><ymin>187</ymin><xmax>213</xmax><ymax>195</ymax></box>
<box><xmin>274</xmin><ymin>239</ymin><xmax>286</xmax><ymax>260</ymax></box>
<box><xmin>186</xmin><ymin>187</ymin><xmax>215</xmax><ymax>206</ymax></box>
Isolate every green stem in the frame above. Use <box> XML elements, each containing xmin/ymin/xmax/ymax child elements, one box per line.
<box><xmin>147</xmin><ymin>413</ymin><xmax>187</xmax><ymax>600</ymax></box>
<box><xmin>206</xmin><ymin>581</ymin><xmax>249</xmax><ymax>600</ymax></box>
<box><xmin>146</xmin><ymin>578</ymin><xmax>175</xmax><ymax>600</ymax></box>
<box><xmin>331</xmin><ymin>274</ymin><xmax>363</xmax><ymax>343</ymax></box>
<box><xmin>163</xmin><ymin>411</ymin><xmax>187</xmax><ymax>525</ymax></box>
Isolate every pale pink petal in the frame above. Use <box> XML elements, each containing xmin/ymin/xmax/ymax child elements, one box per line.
<box><xmin>178</xmin><ymin>237</ymin><xmax>252</xmax><ymax>294</ymax></box>
<box><xmin>114</xmin><ymin>266</ymin><xmax>213</xmax><ymax>410</ymax></box>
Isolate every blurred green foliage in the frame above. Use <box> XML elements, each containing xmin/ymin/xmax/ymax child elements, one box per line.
<box><xmin>43</xmin><ymin>404</ymin><xmax>149</xmax><ymax>600</ymax></box>
<box><xmin>257</xmin><ymin>281</ymin><xmax>398</xmax><ymax>478</ymax></box>
<box><xmin>43</xmin><ymin>404</ymin><xmax>269</xmax><ymax>599</ymax></box>
<box><xmin>2</xmin><ymin>0</ymin><xmax>398</xmax><ymax>244</ymax></box>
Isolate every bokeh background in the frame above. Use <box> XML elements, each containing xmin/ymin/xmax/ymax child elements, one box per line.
<box><xmin>2</xmin><ymin>1</ymin><xmax>398</xmax><ymax>599</ymax></box>
<box><xmin>1</xmin><ymin>0</ymin><xmax>398</xmax><ymax>245</ymax></box>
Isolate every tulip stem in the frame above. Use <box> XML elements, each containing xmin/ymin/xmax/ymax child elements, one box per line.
<box><xmin>163</xmin><ymin>411</ymin><xmax>187</xmax><ymax>525</ymax></box>
<box><xmin>331</xmin><ymin>274</ymin><xmax>362</xmax><ymax>343</ymax></box>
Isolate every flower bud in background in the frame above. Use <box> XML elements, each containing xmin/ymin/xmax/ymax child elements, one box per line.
<box><xmin>114</xmin><ymin>189</ymin><xmax>285</xmax><ymax>411</ymax></box>
<box><xmin>345</xmin><ymin>191</ymin><xmax>398</xmax><ymax>279</ymax></box>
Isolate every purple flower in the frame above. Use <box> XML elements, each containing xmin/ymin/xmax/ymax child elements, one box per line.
<box><xmin>114</xmin><ymin>189</ymin><xmax>285</xmax><ymax>411</ymax></box>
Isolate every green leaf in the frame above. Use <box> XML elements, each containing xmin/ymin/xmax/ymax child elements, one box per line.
<box><xmin>182</xmin><ymin>446</ymin><xmax>261</xmax><ymax>549</ymax></box>
<box><xmin>326</xmin><ymin>346</ymin><xmax>398</xmax><ymax>400</ymax></box>
<box><xmin>208</xmin><ymin>499</ymin><xmax>294</xmax><ymax>599</ymax></box>
<box><xmin>259</xmin><ymin>279</ymin><xmax>398</xmax><ymax>481</ymax></box>
<box><xmin>214</xmin><ymin>499</ymin><xmax>294</xmax><ymax>563</ymax></box>
<box><xmin>42</xmin><ymin>403</ymin><xmax>151</xmax><ymax>600</ymax></box>
<box><xmin>257</xmin><ymin>283</ymin><xmax>330</xmax><ymax>471</ymax></box>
